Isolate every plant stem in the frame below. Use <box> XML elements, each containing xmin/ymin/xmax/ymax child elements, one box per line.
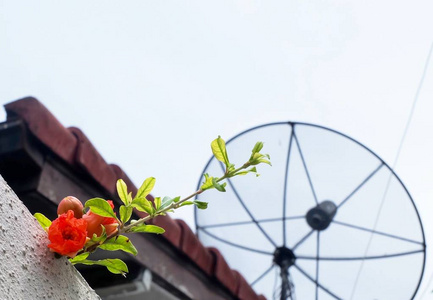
<box><xmin>122</xmin><ymin>161</ymin><xmax>250</xmax><ymax>233</ymax></box>
<box><xmin>121</xmin><ymin>189</ymin><xmax>204</xmax><ymax>232</ymax></box>
<box><xmin>81</xmin><ymin>160</ymin><xmax>253</xmax><ymax>253</ymax></box>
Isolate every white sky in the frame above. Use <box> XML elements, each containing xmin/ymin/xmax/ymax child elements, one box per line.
<box><xmin>1</xmin><ymin>1</ymin><xmax>433</xmax><ymax>299</ymax></box>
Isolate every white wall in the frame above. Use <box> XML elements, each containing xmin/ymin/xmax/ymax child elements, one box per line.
<box><xmin>0</xmin><ymin>176</ymin><xmax>100</xmax><ymax>300</ymax></box>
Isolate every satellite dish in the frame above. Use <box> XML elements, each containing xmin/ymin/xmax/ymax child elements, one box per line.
<box><xmin>195</xmin><ymin>122</ymin><xmax>425</xmax><ymax>300</ymax></box>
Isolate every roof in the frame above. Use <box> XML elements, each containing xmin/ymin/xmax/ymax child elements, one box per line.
<box><xmin>3</xmin><ymin>96</ymin><xmax>266</xmax><ymax>300</ymax></box>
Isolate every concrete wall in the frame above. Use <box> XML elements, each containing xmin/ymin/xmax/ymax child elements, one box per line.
<box><xmin>0</xmin><ymin>176</ymin><xmax>100</xmax><ymax>300</ymax></box>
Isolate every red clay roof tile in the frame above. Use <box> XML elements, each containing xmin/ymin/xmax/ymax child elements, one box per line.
<box><xmin>69</xmin><ymin>127</ymin><xmax>118</xmax><ymax>194</ymax></box>
<box><xmin>4</xmin><ymin>97</ymin><xmax>78</xmax><ymax>164</ymax></box>
<box><xmin>208</xmin><ymin>247</ymin><xmax>240</xmax><ymax>295</ymax></box>
<box><xmin>235</xmin><ymin>270</ymin><xmax>261</xmax><ymax>300</ymax></box>
<box><xmin>176</xmin><ymin>219</ymin><xmax>214</xmax><ymax>276</ymax></box>
<box><xmin>110</xmin><ymin>164</ymin><xmax>138</xmax><ymax>196</ymax></box>
<box><xmin>148</xmin><ymin>215</ymin><xmax>182</xmax><ymax>248</ymax></box>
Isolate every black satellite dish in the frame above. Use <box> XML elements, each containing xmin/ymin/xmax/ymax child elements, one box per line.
<box><xmin>195</xmin><ymin>122</ymin><xmax>426</xmax><ymax>300</ymax></box>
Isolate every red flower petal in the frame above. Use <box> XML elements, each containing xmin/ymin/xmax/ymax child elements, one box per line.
<box><xmin>47</xmin><ymin>210</ymin><xmax>88</xmax><ymax>257</ymax></box>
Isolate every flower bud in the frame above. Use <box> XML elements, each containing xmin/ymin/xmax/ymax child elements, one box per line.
<box><xmin>82</xmin><ymin>212</ymin><xmax>104</xmax><ymax>237</ymax></box>
<box><xmin>104</xmin><ymin>223</ymin><xmax>119</xmax><ymax>236</ymax></box>
<box><xmin>57</xmin><ymin>196</ymin><xmax>84</xmax><ymax>218</ymax></box>
<box><xmin>82</xmin><ymin>200</ymin><xmax>119</xmax><ymax>238</ymax></box>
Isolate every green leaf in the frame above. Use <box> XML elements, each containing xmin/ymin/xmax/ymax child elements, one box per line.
<box><xmin>85</xmin><ymin>198</ymin><xmax>117</xmax><ymax>219</ymax></box>
<box><xmin>251</xmin><ymin>141</ymin><xmax>264</xmax><ymax>154</ymax></box>
<box><xmin>98</xmin><ymin>235</ymin><xmax>138</xmax><ymax>255</ymax></box>
<box><xmin>69</xmin><ymin>252</ymin><xmax>90</xmax><ymax>264</ymax></box>
<box><xmin>116</xmin><ymin>179</ymin><xmax>129</xmax><ymax>205</ymax></box>
<box><xmin>34</xmin><ymin>213</ymin><xmax>51</xmax><ymax>231</ymax></box>
<box><xmin>249</xmin><ymin>153</ymin><xmax>272</xmax><ymax>166</ymax></box>
<box><xmin>158</xmin><ymin>196</ymin><xmax>174</xmax><ymax>211</ymax></box>
<box><xmin>212</xmin><ymin>177</ymin><xmax>226</xmax><ymax>192</ymax></box>
<box><xmin>179</xmin><ymin>201</ymin><xmax>194</xmax><ymax>207</ymax></box>
<box><xmin>129</xmin><ymin>224</ymin><xmax>165</xmax><ymax>234</ymax></box>
<box><xmin>193</xmin><ymin>201</ymin><xmax>208</xmax><ymax>210</ymax></box>
<box><xmin>131</xmin><ymin>197</ymin><xmax>154</xmax><ymax>215</ymax></box>
<box><xmin>228</xmin><ymin>163</ymin><xmax>235</xmax><ymax>173</ymax></box>
<box><xmin>135</xmin><ymin>177</ymin><xmax>156</xmax><ymax>199</ymax></box>
<box><xmin>200</xmin><ymin>173</ymin><xmax>215</xmax><ymax>191</ymax></box>
<box><xmin>250</xmin><ymin>152</ymin><xmax>262</xmax><ymax>162</ymax></box>
<box><xmin>127</xmin><ymin>192</ymin><xmax>133</xmax><ymax>205</ymax></box>
<box><xmin>120</xmin><ymin>206</ymin><xmax>133</xmax><ymax>224</ymax></box>
<box><xmin>154</xmin><ymin>197</ymin><xmax>161</xmax><ymax>211</ymax></box>
<box><xmin>172</xmin><ymin>196</ymin><xmax>181</xmax><ymax>203</ymax></box>
<box><xmin>257</xmin><ymin>158</ymin><xmax>272</xmax><ymax>166</ymax></box>
<box><xmin>211</xmin><ymin>136</ymin><xmax>230</xmax><ymax>168</ymax></box>
<box><xmin>73</xmin><ymin>258</ymin><xmax>128</xmax><ymax>276</ymax></box>
<box><xmin>235</xmin><ymin>166</ymin><xmax>258</xmax><ymax>176</ymax></box>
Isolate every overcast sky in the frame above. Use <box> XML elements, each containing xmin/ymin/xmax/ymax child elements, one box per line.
<box><xmin>1</xmin><ymin>1</ymin><xmax>433</xmax><ymax>299</ymax></box>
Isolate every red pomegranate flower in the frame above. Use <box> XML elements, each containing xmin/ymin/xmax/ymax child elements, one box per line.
<box><xmin>47</xmin><ymin>210</ymin><xmax>88</xmax><ymax>257</ymax></box>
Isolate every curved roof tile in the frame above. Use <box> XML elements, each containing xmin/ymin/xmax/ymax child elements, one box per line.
<box><xmin>5</xmin><ymin>97</ymin><xmax>77</xmax><ymax>164</ymax></box>
<box><xmin>69</xmin><ymin>127</ymin><xmax>118</xmax><ymax>194</ymax></box>
<box><xmin>177</xmin><ymin>219</ymin><xmax>214</xmax><ymax>276</ymax></box>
